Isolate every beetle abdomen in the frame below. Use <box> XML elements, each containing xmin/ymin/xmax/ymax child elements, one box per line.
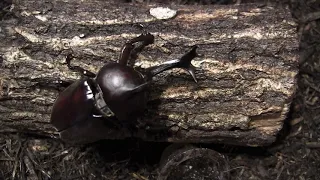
<box><xmin>50</xmin><ymin>79</ymin><xmax>96</xmax><ymax>131</ymax></box>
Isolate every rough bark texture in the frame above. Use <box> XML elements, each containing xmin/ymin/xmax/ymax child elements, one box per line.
<box><xmin>0</xmin><ymin>0</ymin><xmax>298</xmax><ymax>146</ymax></box>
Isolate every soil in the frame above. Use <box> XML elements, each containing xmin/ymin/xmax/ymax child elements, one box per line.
<box><xmin>1</xmin><ymin>0</ymin><xmax>319</xmax><ymax>180</ymax></box>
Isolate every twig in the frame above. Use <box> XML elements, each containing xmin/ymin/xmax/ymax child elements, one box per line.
<box><xmin>23</xmin><ymin>156</ymin><xmax>38</xmax><ymax>180</ymax></box>
<box><xmin>0</xmin><ymin>158</ymin><xmax>15</xmax><ymax>161</ymax></box>
<box><xmin>306</xmin><ymin>142</ymin><xmax>320</xmax><ymax>149</ymax></box>
<box><xmin>26</xmin><ymin>148</ymin><xmax>52</xmax><ymax>179</ymax></box>
<box><xmin>275</xmin><ymin>165</ymin><xmax>284</xmax><ymax>180</ymax></box>
<box><xmin>11</xmin><ymin>140</ymin><xmax>21</xmax><ymax>180</ymax></box>
<box><xmin>300</xmin><ymin>11</ymin><xmax>320</xmax><ymax>23</ymax></box>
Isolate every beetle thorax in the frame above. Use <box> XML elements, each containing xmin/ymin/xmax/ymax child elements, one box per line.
<box><xmin>95</xmin><ymin>62</ymin><xmax>145</xmax><ymax>102</ymax></box>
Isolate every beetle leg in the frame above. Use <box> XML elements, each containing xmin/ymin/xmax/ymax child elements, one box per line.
<box><xmin>118</xmin><ymin>32</ymin><xmax>155</xmax><ymax>66</ymax></box>
<box><xmin>66</xmin><ymin>54</ymin><xmax>96</xmax><ymax>78</ymax></box>
<box><xmin>145</xmin><ymin>46</ymin><xmax>199</xmax><ymax>82</ymax></box>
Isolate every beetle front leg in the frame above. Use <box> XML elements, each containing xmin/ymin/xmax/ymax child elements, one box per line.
<box><xmin>118</xmin><ymin>32</ymin><xmax>155</xmax><ymax>66</ymax></box>
<box><xmin>66</xmin><ymin>54</ymin><xmax>96</xmax><ymax>78</ymax></box>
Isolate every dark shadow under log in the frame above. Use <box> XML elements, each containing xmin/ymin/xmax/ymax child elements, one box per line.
<box><xmin>0</xmin><ymin>0</ymin><xmax>298</xmax><ymax>146</ymax></box>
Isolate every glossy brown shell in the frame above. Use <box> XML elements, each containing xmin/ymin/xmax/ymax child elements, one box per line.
<box><xmin>50</xmin><ymin>79</ymin><xmax>95</xmax><ymax>131</ymax></box>
<box><xmin>96</xmin><ymin>62</ymin><xmax>147</xmax><ymax>121</ymax></box>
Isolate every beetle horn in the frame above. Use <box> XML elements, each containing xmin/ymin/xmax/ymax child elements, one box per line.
<box><xmin>175</xmin><ymin>45</ymin><xmax>198</xmax><ymax>83</ymax></box>
<box><xmin>145</xmin><ymin>46</ymin><xmax>199</xmax><ymax>83</ymax></box>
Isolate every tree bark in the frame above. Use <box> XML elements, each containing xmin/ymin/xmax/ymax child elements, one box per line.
<box><xmin>0</xmin><ymin>0</ymin><xmax>298</xmax><ymax>146</ymax></box>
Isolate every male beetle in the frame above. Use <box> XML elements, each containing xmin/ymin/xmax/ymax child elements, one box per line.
<box><xmin>50</xmin><ymin>32</ymin><xmax>198</xmax><ymax>143</ymax></box>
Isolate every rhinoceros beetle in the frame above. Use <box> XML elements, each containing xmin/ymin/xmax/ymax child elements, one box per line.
<box><xmin>50</xmin><ymin>32</ymin><xmax>198</xmax><ymax>143</ymax></box>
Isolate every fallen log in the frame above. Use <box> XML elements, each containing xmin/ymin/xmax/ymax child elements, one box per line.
<box><xmin>0</xmin><ymin>0</ymin><xmax>298</xmax><ymax>146</ymax></box>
